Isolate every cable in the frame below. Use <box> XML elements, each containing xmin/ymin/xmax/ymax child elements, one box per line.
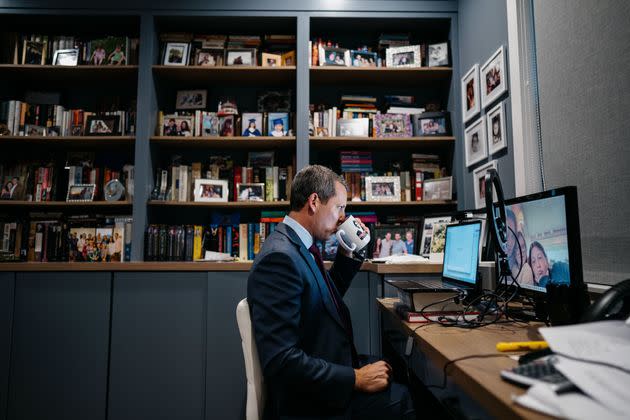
<box><xmin>425</xmin><ymin>354</ymin><xmax>511</xmax><ymax>390</ymax></box>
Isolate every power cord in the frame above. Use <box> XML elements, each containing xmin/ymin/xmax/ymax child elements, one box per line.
<box><xmin>425</xmin><ymin>354</ymin><xmax>512</xmax><ymax>390</ymax></box>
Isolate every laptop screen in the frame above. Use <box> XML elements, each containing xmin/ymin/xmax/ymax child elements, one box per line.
<box><xmin>442</xmin><ymin>221</ymin><xmax>481</xmax><ymax>285</ymax></box>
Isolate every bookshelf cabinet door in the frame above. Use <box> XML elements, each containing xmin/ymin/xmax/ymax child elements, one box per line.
<box><xmin>0</xmin><ymin>273</ymin><xmax>14</xmax><ymax>420</ymax></box>
<box><xmin>8</xmin><ymin>272</ymin><xmax>111</xmax><ymax>420</ymax></box>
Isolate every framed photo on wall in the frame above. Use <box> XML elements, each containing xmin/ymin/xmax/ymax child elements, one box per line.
<box><xmin>461</xmin><ymin>64</ymin><xmax>480</xmax><ymax>123</ymax></box>
<box><xmin>464</xmin><ymin>116</ymin><xmax>488</xmax><ymax>167</ymax></box>
<box><xmin>480</xmin><ymin>46</ymin><xmax>508</xmax><ymax>108</ymax></box>
<box><xmin>473</xmin><ymin>160</ymin><xmax>498</xmax><ymax>210</ymax></box>
<box><xmin>486</xmin><ymin>101</ymin><xmax>507</xmax><ymax>155</ymax></box>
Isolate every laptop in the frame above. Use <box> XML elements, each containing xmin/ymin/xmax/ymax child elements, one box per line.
<box><xmin>387</xmin><ymin>221</ymin><xmax>482</xmax><ymax>311</ymax></box>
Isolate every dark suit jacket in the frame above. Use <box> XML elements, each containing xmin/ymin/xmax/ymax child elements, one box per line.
<box><xmin>247</xmin><ymin>222</ymin><xmax>363</xmax><ymax>418</ymax></box>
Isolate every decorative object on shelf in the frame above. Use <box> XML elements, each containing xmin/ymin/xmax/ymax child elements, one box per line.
<box><xmin>372</xmin><ymin>224</ymin><xmax>417</xmax><ymax>258</ymax></box>
<box><xmin>486</xmin><ymin>101</ymin><xmax>507</xmax><ymax>155</ymax></box>
<box><xmin>267</xmin><ymin>112</ymin><xmax>289</xmax><ymax>137</ymax></box>
<box><xmin>195</xmin><ymin>48</ymin><xmax>223</xmax><ymax>66</ymax></box>
<box><xmin>473</xmin><ymin>160</ymin><xmax>498</xmax><ymax>209</ymax></box>
<box><xmin>24</xmin><ymin>124</ymin><xmax>46</xmax><ymax>136</ymax></box>
<box><xmin>427</xmin><ymin>42</ymin><xmax>449</xmax><ymax>67</ymax></box>
<box><xmin>86</xmin><ymin>115</ymin><xmax>121</xmax><ymax>136</ymax></box>
<box><xmin>464</xmin><ymin>116</ymin><xmax>488</xmax><ymax>167</ymax></box>
<box><xmin>422</xmin><ymin>176</ymin><xmax>452</xmax><ymax>201</ymax></box>
<box><xmin>194</xmin><ymin>179</ymin><xmax>228</xmax><ymax>202</ymax></box>
<box><xmin>88</xmin><ymin>36</ymin><xmax>129</xmax><ymax>66</ymax></box>
<box><xmin>412</xmin><ymin>112</ymin><xmax>451</xmax><ymax>136</ymax></box>
<box><xmin>281</xmin><ymin>50</ymin><xmax>295</xmax><ymax>66</ymax></box>
<box><xmin>161</xmin><ymin>114</ymin><xmax>193</xmax><ymax>137</ymax></box>
<box><xmin>175</xmin><ymin>89</ymin><xmax>207</xmax><ymax>110</ymax></box>
<box><xmin>218</xmin><ymin>115</ymin><xmax>235</xmax><ymax>136</ymax></box>
<box><xmin>480</xmin><ymin>45</ymin><xmax>508</xmax><ymax>108</ymax></box>
<box><xmin>349</xmin><ymin>50</ymin><xmax>377</xmax><ymax>67</ymax></box>
<box><xmin>374</xmin><ymin>113</ymin><xmax>412</xmax><ymax>138</ymax></box>
<box><xmin>461</xmin><ymin>63</ymin><xmax>481</xmax><ymax>123</ymax></box>
<box><xmin>429</xmin><ymin>221</ymin><xmax>448</xmax><ymax>261</ymax></box>
<box><xmin>66</xmin><ymin>183</ymin><xmax>96</xmax><ymax>202</ymax></box>
<box><xmin>104</xmin><ymin>179</ymin><xmax>126</xmax><ymax>202</ymax></box>
<box><xmin>236</xmin><ymin>182</ymin><xmax>265</xmax><ymax>201</ymax></box>
<box><xmin>163</xmin><ymin>42</ymin><xmax>190</xmax><ymax>66</ymax></box>
<box><xmin>319</xmin><ymin>46</ymin><xmax>349</xmax><ymax>66</ymax></box>
<box><xmin>241</xmin><ymin>113</ymin><xmax>263</xmax><ymax>136</ymax></box>
<box><xmin>225</xmin><ymin>48</ymin><xmax>257</xmax><ymax>66</ymax></box>
<box><xmin>419</xmin><ymin>216</ymin><xmax>453</xmax><ymax>256</ymax></box>
<box><xmin>201</xmin><ymin>113</ymin><xmax>220</xmax><ymax>136</ymax></box>
<box><xmin>52</xmin><ymin>49</ymin><xmax>79</xmax><ymax>66</ymax></box>
<box><xmin>22</xmin><ymin>40</ymin><xmax>46</xmax><ymax>65</ymax></box>
<box><xmin>365</xmin><ymin>176</ymin><xmax>401</xmax><ymax>202</ymax></box>
<box><xmin>262</xmin><ymin>52</ymin><xmax>282</xmax><ymax>67</ymax></box>
<box><xmin>337</xmin><ymin>118</ymin><xmax>370</xmax><ymax>137</ymax></box>
<box><xmin>386</xmin><ymin>45</ymin><xmax>422</xmax><ymax>68</ymax></box>
<box><xmin>218</xmin><ymin>97</ymin><xmax>238</xmax><ymax>114</ymax></box>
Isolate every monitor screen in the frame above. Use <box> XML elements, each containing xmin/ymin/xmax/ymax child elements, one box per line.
<box><xmin>442</xmin><ymin>221</ymin><xmax>481</xmax><ymax>285</ymax></box>
<box><xmin>504</xmin><ymin>187</ymin><xmax>583</xmax><ymax>293</ymax></box>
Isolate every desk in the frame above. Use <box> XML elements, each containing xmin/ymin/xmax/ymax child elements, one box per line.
<box><xmin>378</xmin><ymin>298</ymin><xmax>551</xmax><ymax>420</ymax></box>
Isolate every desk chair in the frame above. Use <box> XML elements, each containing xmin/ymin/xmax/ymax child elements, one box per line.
<box><xmin>236</xmin><ymin>298</ymin><xmax>265</xmax><ymax>420</ymax></box>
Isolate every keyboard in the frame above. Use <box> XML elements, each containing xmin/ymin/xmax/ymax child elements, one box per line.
<box><xmin>500</xmin><ymin>355</ymin><xmax>574</xmax><ymax>392</ymax></box>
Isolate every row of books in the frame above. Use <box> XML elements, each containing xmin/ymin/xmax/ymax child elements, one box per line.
<box><xmin>0</xmin><ymin>100</ymin><xmax>136</xmax><ymax>137</ymax></box>
<box><xmin>340</xmin><ymin>150</ymin><xmax>373</xmax><ymax>173</ymax></box>
<box><xmin>0</xmin><ymin>213</ymin><xmax>132</xmax><ymax>262</ymax></box>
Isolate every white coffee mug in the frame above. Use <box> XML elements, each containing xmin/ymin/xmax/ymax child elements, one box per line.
<box><xmin>335</xmin><ymin>215</ymin><xmax>371</xmax><ymax>253</ymax></box>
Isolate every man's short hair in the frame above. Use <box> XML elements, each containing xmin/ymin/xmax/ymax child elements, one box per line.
<box><xmin>290</xmin><ymin>165</ymin><xmax>347</xmax><ymax>211</ymax></box>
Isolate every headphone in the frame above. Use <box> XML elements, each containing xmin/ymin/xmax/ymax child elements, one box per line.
<box><xmin>484</xmin><ymin>169</ymin><xmax>508</xmax><ymax>258</ymax></box>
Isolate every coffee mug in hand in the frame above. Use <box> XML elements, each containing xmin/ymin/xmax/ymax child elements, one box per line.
<box><xmin>335</xmin><ymin>215</ymin><xmax>371</xmax><ymax>253</ymax></box>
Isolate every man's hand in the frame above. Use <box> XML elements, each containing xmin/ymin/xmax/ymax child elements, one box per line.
<box><xmin>353</xmin><ymin>360</ymin><xmax>392</xmax><ymax>393</ymax></box>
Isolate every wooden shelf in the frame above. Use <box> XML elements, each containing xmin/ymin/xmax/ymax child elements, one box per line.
<box><xmin>151</xmin><ymin>136</ymin><xmax>296</xmax><ymax>149</ymax></box>
<box><xmin>148</xmin><ymin>200</ymin><xmax>290</xmax><ymax>208</ymax></box>
<box><xmin>0</xmin><ymin>135</ymin><xmax>135</xmax><ymax>147</ymax></box>
<box><xmin>0</xmin><ymin>201</ymin><xmax>132</xmax><ymax>208</ymax></box>
<box><xmin>0</xmin><ymin>64</ymin><xmax>138</xmax><ymax>84</ymax></box>
<box><xmin>152</xmin><ymin>65</ymin><xmax>296</xmax><ymax>85</ymax></box>
<box><xmin>310</xmin><ymin>66</ymin><xmax>451</xmax><ymax>85</ymax></box>
<box><xmin>346</xmin><ymin>200</ymin><xmax>456</xmax><ymax>207</ymax></box>
<box><xmin>309</xmin><ymin>136</ymin><xmax>454</xmax><ymax>149</ymax></box>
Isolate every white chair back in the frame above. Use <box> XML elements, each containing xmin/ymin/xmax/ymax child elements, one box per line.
<box><xmin>236</xmin><ymin>298</ymin><xmax>265</xmax><ymax>420</ymax></box>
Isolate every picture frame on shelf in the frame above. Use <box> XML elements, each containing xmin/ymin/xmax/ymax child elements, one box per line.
<box><xmin>412</xmin><ymin>112</ymin><xmax>451</xmax><ymax>136</ymax></box>
<box><xmin>267</xmin><ymin>112</ymin><xmax>289</xmax><ymax>137</ymax></box>
<box><xmin>66</xmin><ymin>184</ymin><xmax>96</xmax><ymax>202</ymax></box>
<box><xmin>349</xmin><ymin>50</ymin><xmax>377</xmax><ymax>67</ymax></box>
<box><xmin>374</xmin><ymin>113</ymin><xmax>412</xmax><ymax>138</ymax></box>
<box><xmin>473</xmin><ymin>160</ymin><xmax>498</xmax><ymax>210</ymax></box>
<box><xmin>241</xmin><ymin>112</ymin><xmax>263</xmax><ymax>137</ymax></box>
<box><xmin>89</xmin><ymin>36</ymin><xmax>128</xmax><ymax>66</ymax></box>
<box><xmin>195</xmin><ymin>48</ymin><xmax>223</xmax><ymax>66</ymax></box>
<box><xmin>262</xmin><ymin>52</ymin><xmax>282</xmax><ymax>67</ymax></box>
<box><xmin>461</xmin><ymin>64</ymin><xmax>480</xmax><ymax>123</ymax></box>
<box><xmin>337</xmin><ymin>118</ymin><xmax>370</xmax><ymax>137</ymax></box>
<box><xmin>162</xmin><ymin>114</ymin><xmax>193</xmax><ymax>137</ymax></box>
<box><xmin>22</xmin><ymin>40</ymin><xmax>45</xmax><ymax>65</ymax></box>
<box><xmin>427</xmin><ymin>42</ymin><xmax>449</xmax><ymax>67</ymax></box>
<box><xmin>225</xmin><ymin>48</ymin><xmax>257</xmax><ymax>66</ymax></box>
<box><xmin>319</xmin><ymin>46</ymin><xmax>349</xmax><ymax>66</ymax></box>
<box><xmin>52</xmin><ymin>49</ymin><xmax>79</xmax><ymax>66</ymax></box>
<box><xmin>386</xmin><ymin>45</ymin><xmax>422</xmax><ymax>68</ymax></box>
<box><xmin>194</xmin><ymin>179</ymin><xmax>228</xmax><ymax>202</ymax></box>
<box><xmin>175</xmin><ymin>89</ymin><xmax>207</xmax><ymax>110</ymax></box>
<box><xmin>236</xmin><ymin>182</ymin><xmax>265</xmax><ymax>201</ymax></box>
<box><xmin>419</xmin><ymin>216</ymin><xmax>453</xmax><ymax>256</ymax></box>
<box><xmin>163</xmin><ymin>42</ymin><xmax>190</xmax><ymax>66</ymax></box>
<box><xmin>201</xmin><ymin>113</ymin><xmax>220</xmax><ymax>136</ymax></box>
<box><xmin>86</xmin><ymin>115</ymin><xmax>121</xmax><ymax>136</ymax></box>
<box><xmin>365</xmin><ymin>176</ymin><xmax>401</xmax><ymax>202</ymax></box>
<box><xmin>218</xmin><ymin>115</ymin><xmax>235</xmax><ymax>136</ymax></box>
<box><xmin>372</xmin><ymin>224</ymin><xmax>417</xmax><ymax>258</ymax></box>
<box><xmin>24</xmin><ymin>124</ymin><xmax>46</xmax><ymax>136</ymax></box>
<box><xmin>429</xmin><ymin>222</ymin><xmax>448</xmax><ymax>261</ymax></box>
<box><xmin>486</xmin><ymin>101</ymin><xmax>507</xmax><ymax>155</ymax></box>
<box><xmin>464</xmin><ymin>116</ymin><xmax>488</xmax><ymax>167</ymax></box>
<box><xmin>281</xmin><ymin>50</ymin><xmax>296</xmax><ymax>66</ymax></box>
<box><xmin>422</xmin><ymin>176</ymin><xmax>452</xmax><ymax>201</ymax></box>
<box><xmin>480</xmin><ymin>46</ymin><xmax>508</xmax><ymax>108</ymax></box>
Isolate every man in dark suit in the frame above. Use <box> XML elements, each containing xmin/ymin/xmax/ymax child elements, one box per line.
<box><xmin>248</xmin><ymin>165</ymin><xmax>415</xmax><ymax>419</ymax></box>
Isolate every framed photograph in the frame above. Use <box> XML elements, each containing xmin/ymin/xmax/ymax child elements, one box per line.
<box><xmin>486</xmin><ymin>101</ymin><xmax>507</xmax><ymax>155</ymax></box>
<box><xmin>386</xmin><ymin>45</ymin><xmax>422</xmax><ymax>68</ymax></box>
<box><xmin>195</xmin><ymin>48</ymin><xmax>223</xmax><ymax>66</ymax></box>
<box><xmin>412</xmin><ymin>112</ymin><xmax>451</xmax><ymax>136</ymax></box>
<box><xmin>162</xmin><ymin>114</ymin><xmax>194</xmax><ymax>137</ymax></box>
<box><xmin>319</xmin><ymin>46</ymin><xmax>349</xmax><ymax>66</ymax></box>
<box><xmin>66</xmin><ymin>184</ymin><xmax>96</xmax><ymax>202</ymax></box>
<box><xmin>281</xmin><ymin>50</ymin><xmax>296</xmax><ymax>66</ymax></box>
<box><xmin>22</xmin><ymin>40</ymin><xmax>45</xmax><ymax>65</ymax></box>
<box><xmin>427</xmin><ymin>42</ymin><xmax>449</xmax><ymax>67</ymax></box>
<box><xmin>372</xmin><ymin>224</ymin><xmax>417</xmax><ymax>258</ymax></box>
<box><xmin>89</xmin><ymin>36</ymin><xmax>127</xmax><ymax>65</ymax></box>
<box><xmin>422</xmin><ymin>176</ymin><xmax>452</xmax><ymax>201</ymax></box>
<box><xmin>201</xmin><ymin>113</ymin><xmax>220</xmax><ymax>136</ymax></box>
<box><xmin>68</xmin><ymin>227</ymin><xmax>96</xmax><ymax>262</ymax></box>
<box><xmin>461</xmin><ymin>64</ymin><xmax>480</xmax><ymax>123</ymax></box>
<box><xmin>262</xmin><ymin>52</ymin><xmax>282</xmax><ymax>67</ymax></box>
<box><xmin>175</xmin><ymin>89</ymin><xmax>207</xmax><ymax>110</ymax></box>
<box><xmin>337</xmin><ymin>118</ymin><xmax>370</xmax><ymax>137</ymax></box>
<box><xmin>241</xmin><ymin>112</ymin><xmax>263</xmax><ymax>137</ymax></box>
<box><xmin>257</xmin><ymin>90</ymin><xmax>292</xmax><ymax>112</ymax></box>
<box><xmin>86</xmin><ymin>115</ymin><xmax>121</xmax><ymax>136</ymax></box>
<box><xmin>473</xmin><ymin>160</ymin><xmax>498</xmax><ymax>210</ymax></box>
<box><xmin>226</xmin><ymin>48</ymin><xmax>256</xmax><ymax>66</ymax></box>
<box><xmin>429</xmin><ymin>222</ymin><xmax>448</xmax><ymax>261</ymax></box>
<box><xmin>480</xmin><ymin>46</ymin><xmax>508</xmax><ymax>108</ymax></box>
<box><xmin>52</xmin><ymin>49</ymin><xmax>79</xmax><ymax>66</ymax></box>
<box><xmin>349</xmin><ymin>50</ymin><xmax>377</xmax><ymax>67</ymax></box>
<box><xmin>419</xmin><ymin>216</ymin><xmax>452</xmax><ymax>256</ymax></box>
<box><xmin>464</xmin><ymin>116</ymin><xmax>488</xmax><ymax>167</ymax></box>
<box><xmin>163</xmin><ymin>42</ymin><xmax>190</xmax><ymax>66</ymax></box>
<box><xmin>374</xmin><ymin>113</ymin><xmax>412</xmax><ymax>138</ymax></box>
<box><xmin>268</xmin><ymin>112</ymin><xmax>289</xmax><ymax>137</ymax></box>
<box><xmin>247</xmin><ymin>151</ymin><xmax>274</xmax><ymax>167</ymax></box>
<box><xmin>236</xmin><ymin>183</ymin><xmax>265</xmax><ymax>201</ymax></box>
<box><xmin>194</xmin><ymin>179</ymin><xmax>228</xmax><ymax>202</ymax></box>
<box><xmin>218</xmin><ymin>115</ymin><xmax>235</xmax><ymax>137</ymax></box>
<box><xmin>365</xmin><ymin>176</ymin><xmax>401</xmax><ymax>202</ymax></box>
<box><xmin>24</xmin><ymin>124</ymin><xmax>46</xmax><ymax>136</ymax></box>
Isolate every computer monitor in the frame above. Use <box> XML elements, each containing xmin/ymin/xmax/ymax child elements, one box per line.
<box><xmin>503</xmin><ymin>187</ymin><xmax>583</xmax><ymax>294</ymax></box>
<box><xmin>442</xmin><ymin>221</ymin><xmax>482</xmax><ymax>286</ymax></box>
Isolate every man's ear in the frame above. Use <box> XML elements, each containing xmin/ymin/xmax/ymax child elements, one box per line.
<box><xmin>307</xmin><ymin>192</ymin><xmax>318</xmax><ymax>213</ymax></box>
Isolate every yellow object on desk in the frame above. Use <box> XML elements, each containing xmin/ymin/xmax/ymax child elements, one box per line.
<box><xmin>496</xmin><ymin>341</ymin><xmax>549</xmax><ymax>352</ymax></box>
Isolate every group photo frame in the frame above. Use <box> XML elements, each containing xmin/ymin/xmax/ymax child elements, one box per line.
<box><xmin>194</xmin><ymin>179</ymin><xmax>228</xmax><ymax>202</ymax></box>
<box><xmin>486</xmin><ymin>101</ymin><xmax>507</xmax><ymax>155</ymax></box>
<box><xmin>374</xmin><ymin>113</ymin><xmax>412</xmax><ymax>138</ymax></box>
<box><xmin>319</xmin><ymin>46</ymin><xmax>349</xmax><ymax>66</ymax></box>
<box><xmin>372</xmin><ymin>224</ymin><xmax>417</xmax><ymax>258</ymax></box>
<box><xmin>66</xmin><ymin>184</ymin><xmax>96</xmax><ymax>202</ymax></box>
<box><xmin>86</xmin><ymin>115</ymin><xmax>121</xmax><ymax>136</ymax></box>
<box><xmin>473</xmin><ymin>160</ymin><xmax>498</xmax><ymax>210</ymax></box>
<box><xmin>386</xmin><ymin>45</ymin><xmax>422</xmax><ymax>68</ymax></box>
<box><xmin>461</xmin><ymin>64</ymin><xmax>481</xmax><ymax>123</ymax></box>
<box><xmin>412</xmin><ymin>112</ymin><xmax>451</xmax><ymax>136</ymax></box>
<box><xmin>480</xmin><ymin>45</ymin><xmax>508</xmax><ymax>108</ymax></box>
<box><xmin>365</xmin><ymin>176</ymin><xmax>401</xmax><ymax>202</ymax></box>
<box><xmin>349</xmin><ymin>50</ymin><xmax>377</xmax><ymax>67</ymax></box>
<box><xmin>162</xmin><ymin>114</ymin><xmax>193</xmax><ymax>137</ymax></box>
<box><xmin>464</xmin><ymin>116</ymin><xmax>488</xmax><ymax>167</ymax></box>
<box><xmin>236</xmin><ymin>182</ymin><xmax>265</xmax><ymax>202</ymax></box>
